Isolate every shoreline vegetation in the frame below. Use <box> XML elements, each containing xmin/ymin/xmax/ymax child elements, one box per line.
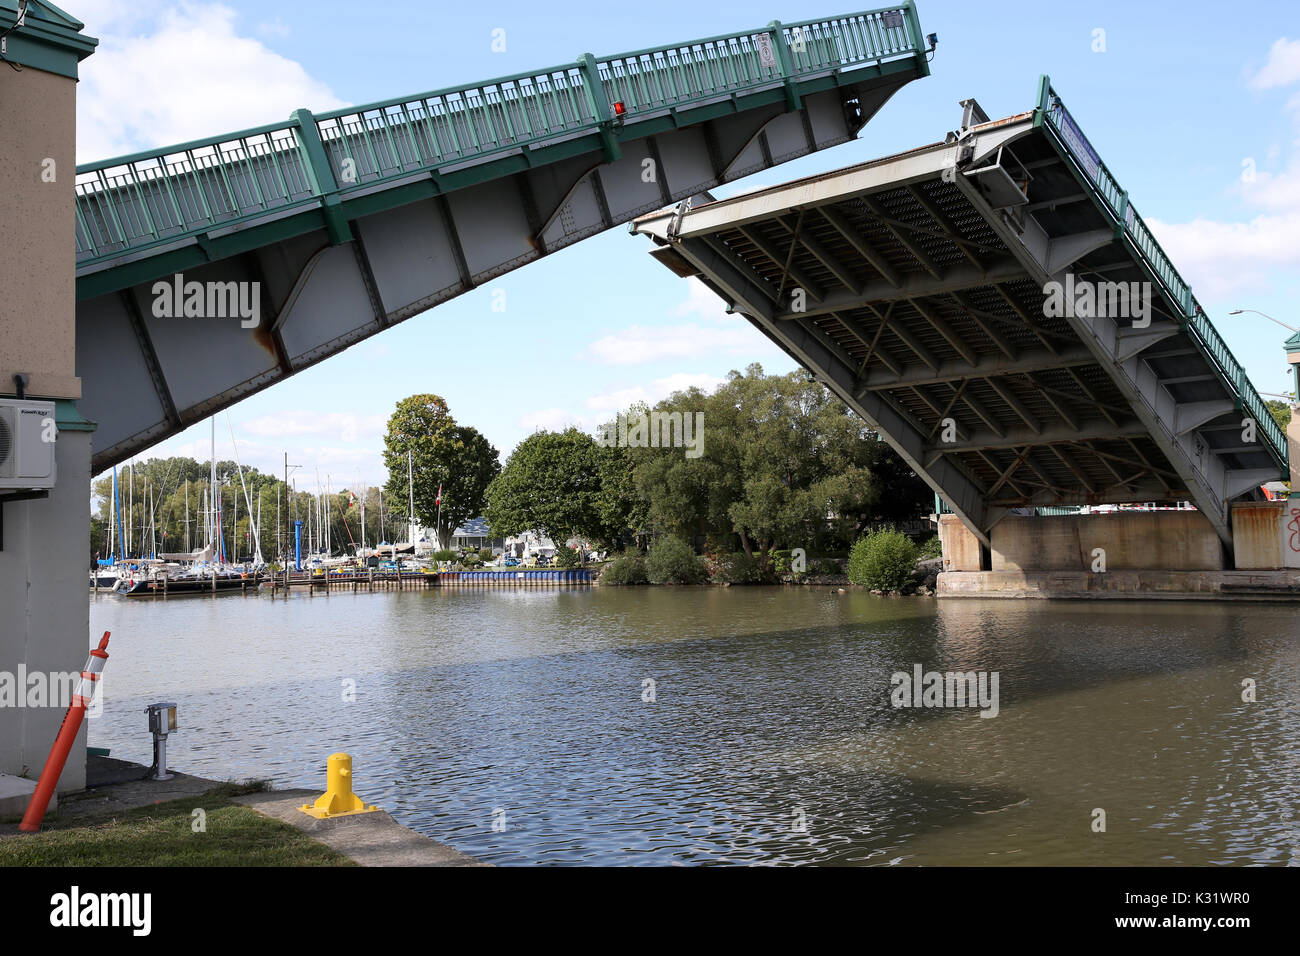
<box><xmin>592</xmin><ymin>528</ymin><xmax>942</xmax><ymax>596</ymax></box>
<box><xmin>91</xmin><ymin>368</ymin><xmax>941</xmax><ymax>589</ymax></box>
<box><xmin>482</xmin><ymin>366</ymin><xmax>939</xmax><ymax>593</ymax></box>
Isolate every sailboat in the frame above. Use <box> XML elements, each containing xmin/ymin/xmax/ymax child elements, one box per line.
<box><xmin>117</xmin><ymin>416</ymin><xmax>267</xmax><ymax>596</ymax></box>
<box><xmin>90</xmin><ymin>466</ymin><xmax>125</xmax><ymax>590</ymax></box>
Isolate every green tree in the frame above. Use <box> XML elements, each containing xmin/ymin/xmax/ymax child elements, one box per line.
<box><xmin>626</xmin><ymin>365</ymin><xmax>930</xmax><ymax>561</ymax></box>
<box><xmin>593</xmin><ymin>439</ymin><xmax>649</xmax><ymax>551</ymax></box>
<box><xmin>1266</xmin><ymin>399</ymin><xmax>1292</xmax><ymax>432</ymax></box>
<box><xmin>485</xmin><ymin>428</ymin><xmax>605</xmax><ymax>547</ymax></box>
<box><xmin>382</xmin><ymin>394</ymin><xmax>500</xmax><ymax>548</ymax></box>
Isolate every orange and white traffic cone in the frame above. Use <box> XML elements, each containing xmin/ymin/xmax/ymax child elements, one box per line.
<box><xmin>19</xmin><ymin>631</ymin><xmax>111</xmax><ymax>833</ymax></box>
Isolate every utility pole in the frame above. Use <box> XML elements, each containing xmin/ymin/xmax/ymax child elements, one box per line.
<box><xmin>283</xmin><ymin>452</ymin><xmax>300</xmax><ymax>568</ymax></box>
<box><xmin>407</xmin><ymin>449</ymin><xmax>415</xmax><ymax>549</ymax></box>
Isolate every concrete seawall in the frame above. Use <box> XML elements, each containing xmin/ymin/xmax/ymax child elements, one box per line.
<box><xmin>938</xmin><ymin>569</ymin><xmax>1300</xmax><ymax>600</ymax></box>
<box><xmin>938</xmin><ymin>501</ymin><xmax>1300</xmax><ymax>599</ymax></box>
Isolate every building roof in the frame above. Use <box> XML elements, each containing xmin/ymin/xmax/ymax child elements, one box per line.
<box><xmin>0</xmin><ymin>1</ymin><xmax>98</xmax><ymax>78</ymax></box>
<box><xmin>452</xmin><ymin>517</ymin><xmax>490</xmax><ymax>537</ymax></box>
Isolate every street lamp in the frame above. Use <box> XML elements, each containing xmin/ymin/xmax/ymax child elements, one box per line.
<box><xmin>1230</xmin><ymin>309</ymin><xmax>1300</xmax><ymax>404</ymax></box>
<box><xmin>1229</xmin><ymin>308</ymin><xmax>1298</xmax><ymax>332</ymax></box>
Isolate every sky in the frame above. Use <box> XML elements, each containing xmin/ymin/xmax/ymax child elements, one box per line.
<box><xmin>70</xmin><ymin>0</ymin><xmax>1300</xmax><ymax>492</ymax></box>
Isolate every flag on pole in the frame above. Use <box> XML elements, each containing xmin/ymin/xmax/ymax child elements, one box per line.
<box><xmin>435</xmin><ymin>484</ymin><xmax>443</xmax><ymax>506</ymax></box>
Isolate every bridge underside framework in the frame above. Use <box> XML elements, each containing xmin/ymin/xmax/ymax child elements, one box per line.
<box><xmin>74</xmin><ymin>7</ymin><xmax>930</xmax><ymax>472</ymax></box>
<box><xmin>633</xmin><ymin>79</ymin><xmax>1287</xmax><ymax>550</ymax></box>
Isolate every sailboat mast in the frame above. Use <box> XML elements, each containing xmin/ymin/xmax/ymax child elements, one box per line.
<box><xmin>407</xmin><ymin>449</ymin><xmax>414</xmax><ymax>549</ymax></box>
<box><xmin>184</xmin><ymin>478</ymin><xmax>189</xmax><ymax>553</ymax></box>
<box><xmin>110</xmin><ymin>466</ymin><xmax>119</xmax><ymax>560</ymax></box>
<box><xmin>210</xmin><ymin>417</ymin><xmax>218</xmax><ymax>562</ymax></box>
<box><xmin>127</xmin><ymin>461</ymin><xmax>133</xmax><ymax>559</ymax></box>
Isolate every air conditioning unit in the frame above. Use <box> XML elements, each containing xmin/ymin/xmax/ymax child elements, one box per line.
<box><xmin>0</xmin><ymin>399</ymin><xmax>57</xmax><ymax>490</ymax></box>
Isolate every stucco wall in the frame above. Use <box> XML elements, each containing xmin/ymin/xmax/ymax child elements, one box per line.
<box><xmin>990</xmin><ymin>512</ymin><xmax>1224</xmax><ymax>572</ymax></box>
<box><xmin>0</xmin><ymin>59</ymin><xmax>89</xmax><ymax>793</ymax></box>
<box><xmin>0</xmin><ymin>430</ymin><xmax>92</xmax><ymax>791</ymax></box>
<box><xmin>0</xmin><ymin>63</ymin><xmax>79</xmax><ymax>400</ymax></box>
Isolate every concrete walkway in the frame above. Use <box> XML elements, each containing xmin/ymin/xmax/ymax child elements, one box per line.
<box><xmin>60</xmin><ymin>755</ymin><xmax>230</xmax><ymax>819</ymax></box>
<box><xmin>233</xmin><ymin>791</ymin><xmax>487</xmax><ymax>867</ymax></box>
<box><xmin>2</xmin><ymin>755</ymin><xmax>485</xmax><ymax>866</ymax></box>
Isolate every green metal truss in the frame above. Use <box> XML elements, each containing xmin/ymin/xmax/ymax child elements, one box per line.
<box><xmin>74</xmin><ymin>6</ymin><xmax>929</xmax><ymax>286</ymax></box>
<box><xmin>1032</xmin><ymin>75</ymin><xmax>1289</xmax><ymax>471</ymax></box>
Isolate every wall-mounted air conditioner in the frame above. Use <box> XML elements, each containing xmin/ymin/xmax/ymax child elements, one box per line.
<box><xmin>0</xmin><ymin>399</ymin><xmax>57</xmax><ymax>490</ymax></box>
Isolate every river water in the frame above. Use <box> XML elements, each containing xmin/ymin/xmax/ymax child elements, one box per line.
<box><xmin>87</xmin><ymin>587</ymin><xmax>1299</xmax><ymax>866</ymax></box>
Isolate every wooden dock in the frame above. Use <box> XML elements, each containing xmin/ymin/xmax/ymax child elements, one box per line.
<box><xmin>263</xmin><ymin>567</ymin><xmax>594</xmax><ymax>593</ymax></box>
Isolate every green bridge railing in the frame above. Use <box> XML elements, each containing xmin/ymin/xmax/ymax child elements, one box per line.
<box><xmin>1034</xmin><ymin>76</ymin><xmax>1288</xmax><ymax>470</ymax></box>
<box><xmin>74</xmin><ymin>6</ymin><xmax>926</xmax><ymax>269</ymax></box>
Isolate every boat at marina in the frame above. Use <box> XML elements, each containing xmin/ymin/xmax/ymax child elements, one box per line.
<box><xmin>89</xmin><ymin>566</ymin><xmax>124</xmax><ymax>590</ymax></box>
<box><xmin>116</xmin><ymin>561</ymin><xmax>264</xmax><ymax>596</ymax></box>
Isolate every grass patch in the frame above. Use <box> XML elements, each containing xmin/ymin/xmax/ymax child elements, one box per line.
<box><xmin>0</xmin><ymin>782</ymin><xmax>355</xmax><ymax>867</ymax></box>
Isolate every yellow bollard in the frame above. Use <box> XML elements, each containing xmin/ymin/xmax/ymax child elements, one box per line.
<box><xmin>298</xmin><ymin>752</ymin><xmax>380</xmax><ymax>819</ymax></box>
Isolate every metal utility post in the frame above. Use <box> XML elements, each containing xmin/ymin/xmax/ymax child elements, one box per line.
<box><xmin>145</xmin><ymin>703</ymin><xmax>178</xmax><ymax>781</ymax></box>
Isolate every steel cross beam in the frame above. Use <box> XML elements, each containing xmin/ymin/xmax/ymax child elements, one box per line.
<box><xmin>673</xmin><ymin>233</ymin><xmax>997</xmax><ymax>546</ymax></box>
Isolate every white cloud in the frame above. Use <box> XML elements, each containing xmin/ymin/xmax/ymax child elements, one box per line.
<box><xmin>1146</xmin><ymin>38</ymin><xmax>1300</xmax><ymax>298</ymax></box>
<box><xmin>102</xmin><ymin>414</ymin><xmax>386</xmax><ymax>486</ymax></box>
<box><xmin>255</xmin><ymin>18</ymin><xmax>290</xmax><ymax>39</ymax></box>
<box><xmin>239</xmin><ymin>411</ymin><xmax>387</xmax><ymax>442</ymax></box>
<box><xmin>585</xmin><ymin>373</ymin><xmax>725</xmax><ymax>412</ymax></box>
<box><xmin>588</xmin><ymin>322</ymin><xmax>760</xmax><ymax>365</ymax></box>
<box><xmin>1147</xmin><ymin>210</ymin><xmax>1300</xmax><ymax>298</ymax></box>
<box><xmin>1249</xmin><ymin>37</ymin><xmax>1300</xmax><ymax>90</ymax></box>
<box><xmin>671</xmin><ymin>278</ymin><xmax>733</xmax><ymax>320</ymax></box>
<box><xmin>77</xmin><ymin>2</ymin><xmax>344</xmax><ymax>161</ymax></box>
<box><xmin>294</xmin><ymin>446</ymin><xmax>381</xmax><ymax>477</ymax></box>
<box><xmin>517</xmin><ymin>408</ymin><xmax>587</xmax><ymax>432</ymax></box>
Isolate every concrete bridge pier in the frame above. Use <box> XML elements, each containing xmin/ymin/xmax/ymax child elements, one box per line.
<box><xmin>0</xmin><ymin>5</ymin><xmax>97</xmax><ymax>792</ymax></box>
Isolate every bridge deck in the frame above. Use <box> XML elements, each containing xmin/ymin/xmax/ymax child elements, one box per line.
<box><xmin>72</xmin><ymin>7</ymin><xmax>931</xmax><ymax>472</ymax></box>
<box><xmin>633</xmin><ymin>77</ymin><xmax>1286</xmax><ymax>548</ymax></box>
<box><xmin>75</xmin><ymin>6</ymin><xmax>926</xmax><ymax>292</ymax></box>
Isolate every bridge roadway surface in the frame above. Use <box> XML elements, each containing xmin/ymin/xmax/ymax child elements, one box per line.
<box><xmin>73</xmin><ymin>6</ymin><xmax>930</xmax><ymax>472</ymax></box>
<box><xmin>632</xmin><ymin>78</ymin><xmax>1289</xmax><ymax>549</ymax></box>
